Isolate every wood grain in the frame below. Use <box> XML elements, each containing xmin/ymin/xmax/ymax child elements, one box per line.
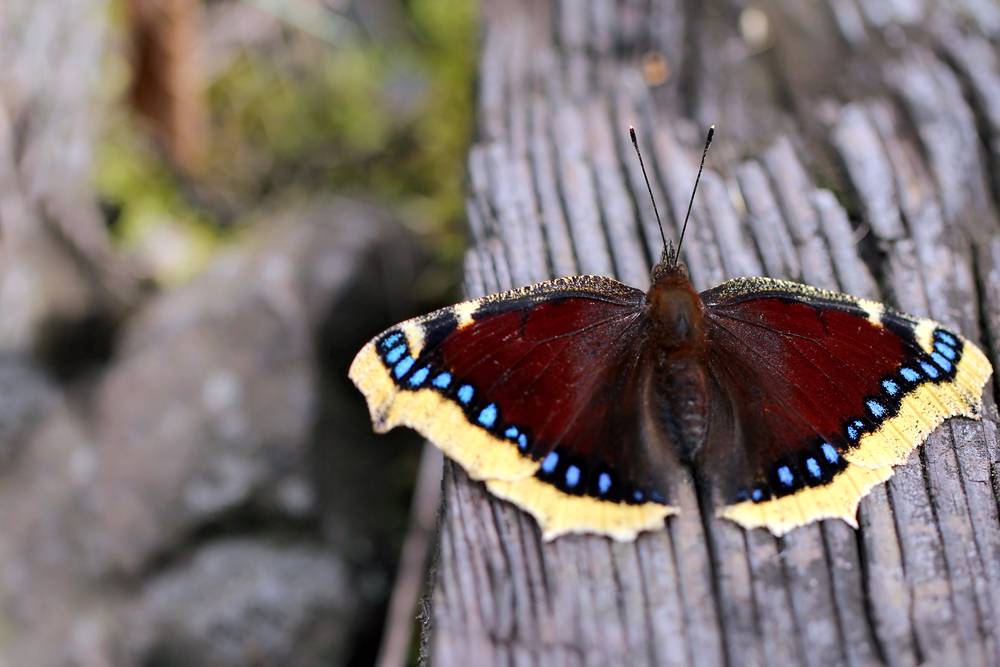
<box><xmin>426</xmin><ymin>1</ymin><xmax>1000</xmax><ymax>665</ymax></box>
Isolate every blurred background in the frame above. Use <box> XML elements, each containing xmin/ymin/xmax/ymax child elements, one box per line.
<box><xmin>0</xmin><ymin>0</ymin><xmax>476</xmax><ymax>664</ymax></box>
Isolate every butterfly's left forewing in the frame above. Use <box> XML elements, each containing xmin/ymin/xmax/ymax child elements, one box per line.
<box><xmin>700</xmin><ymin>277</ymin><xmax>993</xmax><ymax>535</ymax></box>
<box><xmin>350</xmin><ymin>275</ymin><xmax>677</xmax><ymax>541</ymax></box>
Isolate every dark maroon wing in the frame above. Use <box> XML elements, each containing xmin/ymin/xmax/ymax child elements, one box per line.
<box><xmin>698</xmin><ymin>277</ymin><xmax>991</xmax><ymax>535</ymax></box>
<box><xmin>349</xmin><ymin>275</ymin><xmax>678</xmax><ymax>540</ymax></box>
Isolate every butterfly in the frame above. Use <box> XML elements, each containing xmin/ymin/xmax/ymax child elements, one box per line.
<box><xmin>349</xmin><ymin>126</ymin><xmax>993</xmax><ymax>541</ymax></box>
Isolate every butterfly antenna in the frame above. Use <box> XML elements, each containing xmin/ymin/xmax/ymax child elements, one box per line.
<box><xmin>629</xmin><ymin>126</ymin><xmax>668</xmax><ymax>256</ymax></box>
<box><xmin>674</xmin><ymin>124</ymin><xmax>715</xmax><ymax>266</ymax></box>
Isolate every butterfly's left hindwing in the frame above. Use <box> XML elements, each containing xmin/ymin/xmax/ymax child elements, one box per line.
<box><xmin>349</xmin><ymin>275</ymin><xmax>678</xmax><ymax>541</ymax></box>
<box><xmin>700</xmin><ymin>277</ymin><xmax>993</xmax><ymax>536</ymax></box>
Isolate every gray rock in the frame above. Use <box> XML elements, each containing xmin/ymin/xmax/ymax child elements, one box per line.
<box><xmin>0</xmin><ymin>198</ymin><xmax>425</xmax><ymax>665</ymax></box>
<box><xmin>124</xmin><ymin>540</ymin><xmax>352</xmax><ymax>666</ymax></box>
<box><xmin>81</xmin><ymin>198</ymin><xmax>405</xmax><ymax>577</ymax></box>
<box><xmin>0</xmin><ymin>355</ymin><xmax>56</xmax><ymax>466</ymax></box>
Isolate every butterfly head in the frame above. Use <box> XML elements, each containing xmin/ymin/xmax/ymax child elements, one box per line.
<box><xmin>657</xmin><ymin>240</ymin><xmax>679</xmax><ymax>271</ymax></box>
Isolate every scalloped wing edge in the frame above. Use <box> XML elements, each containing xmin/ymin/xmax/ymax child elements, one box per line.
<box><xmin>487</xmin><ymin>476</ymin><xmax>677</xmax><ymax>541</ymax></box>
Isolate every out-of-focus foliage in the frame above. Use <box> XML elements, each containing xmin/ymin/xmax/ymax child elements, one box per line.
<box><xmin>97</xmin><ymin>0</ymin><xmax>477</xmax><ymax>290</ymax></box>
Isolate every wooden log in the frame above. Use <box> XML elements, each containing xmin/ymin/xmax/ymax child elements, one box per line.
<box><xmin>425</xmin><ymin>1</ymin><xmax>1000</xmax><ymax>665</ymax></box>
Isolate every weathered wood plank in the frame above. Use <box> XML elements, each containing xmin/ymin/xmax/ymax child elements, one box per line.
<box><xmin>427</xmin><ymin>1</ymin><xmax>1000</xmax><ymax>664</ymax></box>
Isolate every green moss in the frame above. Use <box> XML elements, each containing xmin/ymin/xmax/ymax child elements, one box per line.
<box><xmin>97</xmin><ymin>0</ymin><xmax>478</xmax><ymax>289</ymax></box>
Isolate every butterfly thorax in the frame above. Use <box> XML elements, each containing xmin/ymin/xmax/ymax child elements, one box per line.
<box><xmin>646</xmin><ymin>261</ymin><xmax>705</xmax><ymax>352</ymax></box>
<box><xmin>646</xmin><ymin>262</ymin><xmax>711</xmax><ymax>461</ymax></box>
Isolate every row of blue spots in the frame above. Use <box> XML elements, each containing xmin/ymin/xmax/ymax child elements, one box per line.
<box><xmin>855</xmin><ymin>329</ymin><xmax>963</xmax><ymax>444</ymax></box>
<box><xmin>377</xmin><ymin>332</ymin><xmax>417</xmax><ymax>383</ymax></box>
<box><xmin>535</xmin><ymin>447</ymin><xmax>633</xmax><ymax>501</ymax></box>
<box><xmin>887</xmin><ymin>328</ymin><xmax>960</xmax><ymax>394</ymax></box>
<box><xmin>929</xmin><ymin>330</ymin><xmax>959</xmax><ymax>376</ymax></box>
<box><xmin>629</xmin><ymin>488</ymin><xmax>665</xmax><ymax>503</ymax></box>
<box><xmin>748</xmin><ymin>329</ymin><xmax>963</xmax><ymax>503</ymax></box>
<box><xmin>760</xmin><ymin>442</ymin><xmax>841</xmax><ymax>498</ymax></box>
<box><xmin>378</xmin><ymin>331</ymin><xmax>540</xmax><ymax>459</ymax></box>
<box><xmin>561</xmin><ymin>465</ymin><xmax>611</xmax><ymax>495</ymax></box>
<box><xmin>771</xmin><ymin>457</ymin><xmax>823</xmax><ymax>493</ymax></box>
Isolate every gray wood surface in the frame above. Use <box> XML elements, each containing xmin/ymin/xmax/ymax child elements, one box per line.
<box><xmin>426</xmin><ymin>1</ymin><xmax>1000</xmax><ymax>665</ymax></box>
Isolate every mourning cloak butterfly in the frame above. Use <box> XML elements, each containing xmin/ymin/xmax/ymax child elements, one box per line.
<box><xmin>349</xmin><ymin>126</ymin><xmax>993</xmax><ymax>540</ymax></box>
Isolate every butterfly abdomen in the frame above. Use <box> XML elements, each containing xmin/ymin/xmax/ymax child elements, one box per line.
<box><xmin>650</xmin><ymin>356</ymin><xmax>711</xmax><ymax>462</ymax></box>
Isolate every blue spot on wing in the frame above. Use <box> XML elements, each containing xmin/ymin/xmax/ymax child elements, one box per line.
<box><xmin>477</xmin><ymin>403</ymin><xmax>498</xmax><ymax>428</ymax></box>
<box><xmin>517</xmin><ymin>434</ymin><xmax>528</xmax><ymax>451</ymax></box>
<box><xmin>504</xmin><ymin>426</ymin><xmax>519</xmax><ymax>439</ymax></box>
<box><xmin>866</xmin><ymin>399</ymin><xmax>886</xmax><ymax>419</ymax></box>
<box><xmin>900</xmin><ymin>367</ymin><xmax>920</xmax><ymax>382</ymax></box>
<box><xmin>380</xmin><ymin>332</ymin><xmax>402</xmax><ymax>350</ymax></box>
<box><xmin>565</xmin><ymin>465</ymin><xmax>581</xmax><ymax>488</ymax></box>
<box><xmin>931</xmin><ymin>352</ymin><xmax>952</xmax><ymax>372</ymax></box>
<box><xmin>393</xmin><ymin>356</ymin><xmax>414</xmax><ymax>379</ymax></box>
<box><xmin>935</xmin><ymin>341</ymin><xmax>956</xmax><ymax>360</ymax></box>
<box><xmin>633</xmin><ymin>489</ymin><xmax>645</xmax><ymax>502</ymax></box>
<box><xmin>385</xmin><ymin>344</ymin><xmax>407</xmax><ymax>364</ymax></box>
<box><xmin>882</xmin><ymin>379</ymin><xmax>900</xmax><ymax>396</ymax></box>
<box><xmin>806</xmin><ymin>458</ymin><xmax>822</xmax><ymax>479</ymax></box>
<box><xmin>920</xmin><ymin>360</ymin><xmax>940</xmax><ymax>379</ymax></box>
<box><xmin>457</xmin><ymin>384</ymin><xmax>474</xmax><ymax>404</ymax></box>
<box><xmin>821</xmin><ymin>443</ymin><xmax>839</xmax><ymax>464</ymax></box>
<box><xmin>777</xmin><ymin>465</ymin><xmax>794</xmax><ymax>487</ymax></box>
<box><xmin>432</xmin><ymin>372</ymin><xmax>452</xmax><ymax>389</ymax></box>
<box><xmin>846</xmin><ymin>424</ymin><xmax>860</xmax><ymax>442</ymax></box>
<box><xmin>408</xmin><ymin>367</ymin><xmax>430</xmax><ymax>387</ymax></box>
<box><xmin>541</xmin><ymin>452</ymin><xmax>559</xmax><ymax>474</ymax></box>
<box><xmin>598</xmin><ymin>473</ymin><xmax>611</xmax><ymax>495</ymax></box>
<box><xmin>937</xmin><ymin>331</ymin><xmax>957</xmax><ymax>346</ymax></box>
<box><xmin>751</xmin><ymin>488</ymin><xmax>764</xmax><ymax>502</ymax></box>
